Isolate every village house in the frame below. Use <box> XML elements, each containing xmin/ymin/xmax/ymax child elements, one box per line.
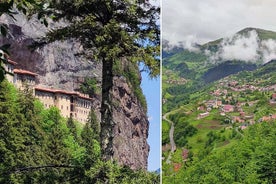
<box><xmin>205</xmin><ymin>99</ymin><xmax>222</xmax><ymax>109</ymax></box>
<box><xmin>261</xmin><ymin>114</ymin><xmax>276</xmax><ymax>122</ymax></box>
<box><xmin>270</xmin><ymin>93</ymin><xmax>276</xmax><ymax>105</ymax></box>
<box><xmin>229</xmin><ymin>80</ymin><xmax>238</xmax><ymax>87</ymax></box>
<box><xmin>197</xmin><ymin>112</ymin><xmax>209</xmax><ymax>119</ymax></box>
<box><xmin>197</xmin><ymin>105</ymin><xmax>205</xmax><ymax>111</ymax></box>
<box><xmin>239</xmin><ymin>125</ymin><xmax>247</xmax><ymax>130</ymax></box>
<box><xmin>223</xmin><ymin>104</ymin><xmax>234</xmax><ymax>113</ymax></box>
<box><xmin>233</xmin><ymin>116</ymin><xmax>245</xmax><ymax>123</ymax></box>
<box><xmin>240</xmin><ymin>111</ymin><xmax>245</xmax><ymax>117</ymax></box>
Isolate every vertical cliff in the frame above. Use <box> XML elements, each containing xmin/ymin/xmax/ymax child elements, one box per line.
<box><xmin>112</xmin><ymin>76</ymin><xmax>149</xmax><ymax>170</ymax></box>
<box><xmin>0</xmin><ymin>13</ymin><xmax>149</xmax><ymax>170</ymax></box>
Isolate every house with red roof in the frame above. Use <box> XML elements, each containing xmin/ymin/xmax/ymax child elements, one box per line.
<box><xmin>223</xmin><ymin>105</ymin><xmax>234</xmax><ymax>112</ymax></box>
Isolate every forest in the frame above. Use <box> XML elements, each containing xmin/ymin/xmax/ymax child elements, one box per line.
<box><xmin>0</xmin><ymin>80</ymin><xmax>159</xmax><ymax>183</ymax></box>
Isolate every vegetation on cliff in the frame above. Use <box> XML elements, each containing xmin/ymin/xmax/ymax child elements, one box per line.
<box><xmin>0</xmin><ymin>0</ymin><xmax>160</xmax><ymax>182</ymax></box>
<box><xmin>0</xmin><ymin>80</ymin><xmax>159</xmax><ymax>183</ymax></box>
<box><xmin>31</xmin><ymin>0</ymin><xmax>160</xmax><ymax>162</ymax></box>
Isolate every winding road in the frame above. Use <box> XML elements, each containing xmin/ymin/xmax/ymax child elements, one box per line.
<box><xmin>163</xmin><ymin>112</ymin><xmax>176</xmax><ymax>164</ymax></box>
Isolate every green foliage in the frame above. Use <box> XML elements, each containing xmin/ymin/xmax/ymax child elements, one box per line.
<box><xmin>87</xmin><ymin>109</ymin><xmax>100</xmax><ymax>141</ymax></box>
<box><xmin>162</xmin><ymin>120</ymin><xmax>170</xmax><ymax>145</ymax></box>
<box><xmin>79</xmin><ymin>78</ymin><xmax>99</xmax><ymax>97</ymax></box>
<box><xmin>114</xmin><ymin>60</ymin><xmax>148</xmax><ymax>112</ymax></box>
<box><xmin>165</xmin><ymin>120</ymin><xmax>276</xmax><ymax>184</ymax></box>
<box><xmin>168</xmin><ymin>113</ymin><xmax>198</xmax><ymax>147</ymax></box>
<box><xmin>0</xmin><ymin>80</ymin><xmax>158</xmax><ymax>183</ymax></box>
<box><xmin>35</xmin><ymin>0</ymin><xmax>160</xmax><ymax>77</ymax></box>
<box><xmin>34</xmin><ymin>0</ymin><xmax>159</xmax><ymax>160</ymax></box>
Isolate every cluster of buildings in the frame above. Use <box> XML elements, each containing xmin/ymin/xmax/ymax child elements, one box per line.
<box><xmin>2</xmin><ymin>52</ymin><xmax>93</xmax><ymax>124</ymax></box>
<box><xmin>197</xmin><ymin>99</ymin><xmax>232</xmax><ymax>119</ymax></box>
<box><xmin>196</xmin><ymin>77</ymin><xmax>276</xmax><ymax>130</ymax></box>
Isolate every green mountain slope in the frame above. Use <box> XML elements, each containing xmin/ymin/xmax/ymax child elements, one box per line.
<box><xmin>163</xmin><ymin>28</ymin><xmax>276</xmax><ymax>112</ymax></box>
<box><xmin>202</xmin><ymin>60</ymin><xmax>257</xmax><ymax>83</ymax></box>
<box><xmin>163</xmin><ymin>59</ymin><xmax>276</xmax><ymax>183</ymax></box>
<box><xmin>162</xmin><ymin>27</ymin><xmax>276</xmax><ymax>183</ymax></box>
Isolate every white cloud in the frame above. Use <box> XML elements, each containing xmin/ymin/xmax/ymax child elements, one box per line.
<box><xmin>205</xmin><ymin>30</ymin><xmax>276</xmax><ymax>64</ymax></box>
<box><xmin>261</xmin><ymin>39</ymin><xmax>276</xmax><ymax>63</ymax></box>
<box><xmin>219</xmin><ymin>30</ymin><xmax>260</xmax><ymax>62</ymax></box>
<box><xmin>163</xmin><ymin>0</ymin><xmax>276</xmax><ymax>45</ymax></box>
<box><xmin>174</xmin><ymin>34</ymin><xmax>200</xmax><ymax>52</ymax></box>
<box><xmin>148</xmin><ymin>116</ymin><xmax>153</xmax><ymax>121</ymax></box>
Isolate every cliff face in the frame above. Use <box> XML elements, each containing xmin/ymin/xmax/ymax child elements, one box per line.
<box><xmin>0</xmin><ymin>14</ymin><xmax>102</xmax><ymax>91</ymax></box>
<box><xmin>112</xmin><ymin>76</ymin><xmax>149</xmax><ymax>170</ymax></box>
<box><xmin>0</xmin><ymin>13</ymin><xmax>149</xmax><ymax>170</ymax></box>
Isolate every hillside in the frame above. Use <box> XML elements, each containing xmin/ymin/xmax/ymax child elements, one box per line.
<box><xmin>163</xmin><ymin>59</ymin><xmax>276</xmax><ymax>183</ymax></box>
<box><xmin>162</xmin><ymin>28</ymin><xmax>276</xmax><ymax>183</ymax></box>
<box><xmin>163</xmin><ymin>27</ymin><xmax>276</xmax><ymax>112</ymax></box>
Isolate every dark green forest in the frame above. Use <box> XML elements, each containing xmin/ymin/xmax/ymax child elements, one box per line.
<box><xmin>0</xmin><ymin>80</ymin><xmax>159</xmax><ymax>183</ymax></box>
<box><xmin>163</xmin><ymin>121</ymin><xmax>276</xmax><ymax>183</ymax></box>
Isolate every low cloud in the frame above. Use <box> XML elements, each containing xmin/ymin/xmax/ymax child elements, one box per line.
<box><xmin>206</xmin><ymin>30</ymin><xmax>276</xmax><ymax>64</ymax></box>
<box><xmin>148</xmin><ymin>116</ymin><xmax>153</xmax><ymax>121</ymax></box>
<box><xmin>164</xmin><ymin>29</ymin><xmax>276</xmax><ymax>64</ymax></box>
<box><xmin>178</xmin><ymin>35</ymin><xmax>200</xmax><ymax>52</ymax></box>
<box><xmin>163</xmin><ymin>35</ymin><xmax>200</xmax><ymax>52</ymax></box>
<box><xmin>261</xmin><ymin>39</ymin><xmax>276</xmax><ymax>63</ymax></box>
<box><xmin>219</xmin><ymin>31</ymin><xmax>260</xmax><ymax>62</ymax></box>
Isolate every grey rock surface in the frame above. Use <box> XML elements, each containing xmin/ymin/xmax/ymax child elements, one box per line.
<box><xmin>0</xmin><ymin>12</ymin><xmax>149</xmax><ymax>170</ymax></box>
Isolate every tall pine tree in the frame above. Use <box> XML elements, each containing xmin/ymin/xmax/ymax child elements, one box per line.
<box><xmin>34</xmin><ymin>0</ymin><xmax>160</xmax><ymax>161</ymax></box>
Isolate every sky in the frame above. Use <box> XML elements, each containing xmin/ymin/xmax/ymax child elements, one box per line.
<box><xmin>141</xmin><ymin>69</ymin><xmax>160</xmax><ymax>172</ymax></box>
<box><xmin>163</xmin><ymin>0</ymin><xmax>276</xmax><ymax>45</ymax></box>
<box><xmin>140</xmin><ymin>0</ymin><xmax>160</xmax><ymax>172</ymax></box>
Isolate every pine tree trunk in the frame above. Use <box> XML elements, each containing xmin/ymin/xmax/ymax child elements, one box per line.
<box><xmin>100</xmin><ymin>58</ymin><xmax>115</xmax><ymax>161</ymax></box>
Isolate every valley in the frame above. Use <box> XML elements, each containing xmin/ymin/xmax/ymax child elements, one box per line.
<box><xmin>162</xmin><ymin>28</ymin><xmax>276</xmax><ymax>183</ymax></box>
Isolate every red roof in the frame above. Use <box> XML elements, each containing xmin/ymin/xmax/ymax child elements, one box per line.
<box><xmin>35</xmin><ymin>87</ymin><xmax>92</xmax><ymax>100</ymax></box>
<box><xmin>224</xmin><ymin>105</ymin><xmax>233</xmax><ymax>111</ymax></box>
<box><xmin>182</xmin><ymin>149</ymin><xmax>189</xmax><ymax>160</ymax></box>
<box><xmin>14</xmin><ymin>69</ymin><xmax>37</xmax><ymax>76</ymax></box>
<box><xmin>7</xmin><ymin>59</ymin><xmax>17</xmax><ymax>65</ymax></box>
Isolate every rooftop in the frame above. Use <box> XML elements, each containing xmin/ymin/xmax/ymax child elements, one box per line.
<box><xmin>35</xmin><ymin>87</ymin><xmax>92</xmax><ymax>101</ymax></box>
<box><xmin>8</xmin><ymin>59</ymin><xmax>17</xmax><ymax>65</ymax></box>
<box><xmin>14</xmin><ymin>69</ymin><xmax>37</xmax><ymax>76</ymax></box>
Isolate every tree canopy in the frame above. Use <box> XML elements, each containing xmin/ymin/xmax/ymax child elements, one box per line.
<box><xmin>33</xmin><ymin>0</ymin><xmax>160</xmax><ymax>161</ymax></box>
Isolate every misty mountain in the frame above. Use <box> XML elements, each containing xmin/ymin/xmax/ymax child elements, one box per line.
<box><xmin>162</xmin><ymin>39</ymin><xmax>184</xmax><ymax>58</ymax></box>
<box><xmin>163</xmin><ymin>27</ymin><xmax>276</xmax><ymax>83</ymax></box>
